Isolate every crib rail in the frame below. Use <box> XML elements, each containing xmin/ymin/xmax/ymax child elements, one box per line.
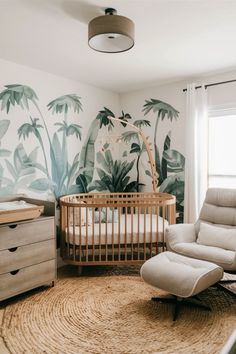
<box><xmin>60</xmin><ymin>192</ymin><xmax>176</xmax><ymax>266</ymax></box>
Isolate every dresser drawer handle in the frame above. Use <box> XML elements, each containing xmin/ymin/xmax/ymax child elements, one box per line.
<box><xmin>9</xmin><ymin>224</ymin><xmax>17</xmax><ymax>229</ymax></box>
<box><xmin>10</xmin><ymin>269</ymin><xmax>19</xmax><ymax>275</ymax></box>
<box><xmin>8</xmin><ymin>247</ymin><xmax>18</xmax><ymax>252</ymax></box>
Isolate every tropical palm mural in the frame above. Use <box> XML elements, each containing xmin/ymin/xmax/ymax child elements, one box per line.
<box><xmin>0</xmin><ymin>84</ymin><xmax>83</xmax><ymax>198</ymax></box>
<box><xmin>0</xmin><ymin>84</ymin><xmax>185</xmax><ymax>222</ymax></box>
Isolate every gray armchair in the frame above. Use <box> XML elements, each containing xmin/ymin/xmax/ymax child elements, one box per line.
<box><xmin>166</xmin><ymin>188</ymin><xmax>236</xmax><ymax>271</ymax></box>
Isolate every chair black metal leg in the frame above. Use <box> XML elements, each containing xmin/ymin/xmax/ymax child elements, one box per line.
<box><xmin>152</xmin><ymin>296</ymin><xmax>176</xmax><ymax>304</ymax></box>
<box><xmin>173</xmin><ymin>297</ymin><xmax>181</xmax><ymax>321</ymax></box>
<box><xmin>151</xmin><ymin>294</ymin><xmax>211</xmax><ymax>321</ymax></box>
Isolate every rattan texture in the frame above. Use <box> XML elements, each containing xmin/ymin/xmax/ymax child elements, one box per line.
<box><xmin>1</xmin><ymin>271</ymin><xmax>236</xmax><ymax>354</ymax></box>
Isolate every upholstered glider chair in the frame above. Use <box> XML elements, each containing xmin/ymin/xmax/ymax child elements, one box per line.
<box><xmin>166</xmin><ymin>188</ymin><xmax>236</xmax><ymax>272</ymax></box>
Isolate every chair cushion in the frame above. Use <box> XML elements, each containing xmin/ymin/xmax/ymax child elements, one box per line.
<box><xmin>171</xmin><ymin>242</ymin><xmax>236</xmax><ymax>269</ymax></box>
<box><xmin>140</xmin><ymin>251</ymin><xmax>223</xmax><ymax>298</ymax></box>
<box><xmin>197</xmin><ymin>222</ymin><xmax>236</xmax><ymax>251</ymax></box>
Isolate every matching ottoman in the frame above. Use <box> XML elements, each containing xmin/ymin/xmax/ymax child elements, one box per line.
<box><xmin>140</xmin><ymin>251</ymin><xmax>224</xmax><ymax>320</ymax></box>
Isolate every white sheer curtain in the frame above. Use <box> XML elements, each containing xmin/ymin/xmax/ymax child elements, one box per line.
<box><xmin>184</xmin><ymin>83</ymin><xmax>208</xmax><ymax>223</ymax></box>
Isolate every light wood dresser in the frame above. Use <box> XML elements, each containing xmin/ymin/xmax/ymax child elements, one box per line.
<box><xmin>0</xmin><ymin>195</ymin><xmax>56</xmax><ymax>301</ymax></box>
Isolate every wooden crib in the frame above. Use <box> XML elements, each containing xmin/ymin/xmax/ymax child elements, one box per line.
<box><xmin>60</xmin><ymin>192</ymin><xmax>176</xmax><ymax>267</ymax></box>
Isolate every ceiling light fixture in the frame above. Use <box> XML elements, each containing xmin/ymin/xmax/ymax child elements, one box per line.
<box><xmin>88</xmin><ymin>8</ymin><xmax>135</xmax><ymax>53</ymax></box>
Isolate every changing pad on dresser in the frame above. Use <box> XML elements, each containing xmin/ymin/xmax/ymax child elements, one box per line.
<box><xmin>0</xmin><ymin>200</ymin><xmax>44</xmax><ymax>224</ymax></box>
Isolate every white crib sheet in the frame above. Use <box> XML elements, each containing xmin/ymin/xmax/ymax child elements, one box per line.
<box><xmin>66</xmin><ymin>214</ymin><xmax>168</xmax><ymax>246</ymax></box>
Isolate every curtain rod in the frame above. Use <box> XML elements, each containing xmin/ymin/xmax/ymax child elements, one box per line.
<box><xmin>182</xmin><ymin>79</ymin><xmax>236</xmax><ymax>92</ymax></box>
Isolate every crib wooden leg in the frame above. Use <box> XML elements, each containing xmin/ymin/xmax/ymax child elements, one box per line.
<box><xmin>77</xmin><ymin>266</ymin><xmax>83</xmax><ymax>276</ymax></box>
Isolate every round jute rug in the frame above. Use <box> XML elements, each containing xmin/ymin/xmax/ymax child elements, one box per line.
<box><xmin>1</xmin><ymin>273</ymin><xmax>235</xmax><ymax>354</ymax></box>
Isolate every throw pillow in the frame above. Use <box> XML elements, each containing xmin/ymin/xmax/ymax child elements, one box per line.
<box><xmin>197</xmin><ymin>222</ymin><xmax>236</xmax><ymax>251</ymax></box>
<box><xmin>94</xmin><ymin>208</ymin><xmax>118</xmax><ymax>223</ymax></box>
<box><xmin>69</xmin><ymin>198</ymin><xmax>92</xmax><ymax>226</ymax></box>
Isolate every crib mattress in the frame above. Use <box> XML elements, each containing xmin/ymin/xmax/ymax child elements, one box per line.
<box><xmin>66</xmin><ymin>214</ymin><xmax>168</xmax><ymax>246</ymax></box>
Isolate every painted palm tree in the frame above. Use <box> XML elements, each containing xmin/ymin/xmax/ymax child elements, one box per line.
<box><xmin>18</xmin><ymin>117</ymin><xmax>49</xmax><ymax>177</ymax></box>
<box><xmin>121</xmin><ymin>119</ymin><xmax>151</xmax><ymax>191</ymax></box>
<box><xmin>143</xmin><ymin>99</ymin><xmax>179</xmax><ymax>186</ymax></box>
<box><xmin>0</xmin><ymin>84</ymin><xmax>53</xmax><ymax>150</ymax></box>
<box><xmin>0</xmin><ymin>84</ymin><xmax>57</xmax><ymax>177</ymax></box>
<box><xmin>47</xmin><ymin>94</ymin><xmax>82</xmax><ymax>174</ymax></box>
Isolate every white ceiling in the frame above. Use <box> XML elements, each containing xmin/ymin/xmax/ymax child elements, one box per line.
<box><xmin>0</xmin><ymin>0</ymin><xmax>236</xmax><ymax>93</ymax></box>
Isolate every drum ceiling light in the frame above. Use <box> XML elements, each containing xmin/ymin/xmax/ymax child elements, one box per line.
<box><xmin>88</xmin><ymin>8</ymin><xmax>135</xmax><ymax>53</ymax></box>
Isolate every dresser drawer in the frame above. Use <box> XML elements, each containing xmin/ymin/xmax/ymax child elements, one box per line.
<box><xmin>0</xmin><ymin>260</ymin><xmax>55</xmax><ymax>301</ymax></box>
<box><xmin>0</xmin><ymin>217</ymin><xmax>54</xmax><ymax>250</ymax></box>
<box><xmin>0</xmin><ymin>239</ymin><xmax>55</xmax><ymax>274</ymax></box>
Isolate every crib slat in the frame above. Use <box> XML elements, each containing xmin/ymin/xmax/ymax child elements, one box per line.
<box><xmin>144</xmin><ymin>207</ymin><xmax>146</xmax><ymax>260</ymax></box>
<box><xmin>150</xmin><ymin>205</ymin><xmax>153</xmax><ymax>258</ymax></box>
<box><xmin>118</xmin><ymin>207</ymin><xmax>121</xmax><ymax>261</ymax></box>
<box><xmin>137</xmin><ymin>206</ymin><xmax>140</xmax><ymax>261</ymax></box>
<box><xmin>99</xmin><ymin>208</ymin><xmax>101</xmax><ymax>262</ymax></box>
<box><xmin>156</xmin><ymin>206</ymin><xmax>159</xmax><ymax>255</ymax></box>
<box><xmin>124</xmin><ymin>206</ymin><xmax>127</xmax><ymax>261</ymax></box>
<box><xmin>162</xmin><ymin>205</ymin><xmax>166</xmax><ymax>252</ymax></box>
<box><xmin>86</xmin><ymin>207</ymin><xmax>88</xmax><ymax>263</ymax></box>
<box><xmin>112</xmin><ymin>207</ymin><xmax>114</xmax><ymax>262</ymax></box>
<box><xmin>66</xmin><ymin>207</ymin><xmax>70</xmax><ymax>258</ymax></box>
<box><xmin>105</xmin><ymin>207</ymin><xmax>108</xmax><ymax>262</ymax></box>
<box><xmin>73</xmin><ymin>207</ymin><xmax>76</xmax><ymax>262</ymax></box>
<box><xmin>131</xmin><ymin>207</ymin><xmax>134</xmax><ymax>261</ymax></box>
<box><xmin>92</xmin><ymin>208</ymin><xmax>95</xmax><ymax>262</ymax></box>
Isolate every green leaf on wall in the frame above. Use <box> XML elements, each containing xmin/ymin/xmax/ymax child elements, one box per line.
<box><xmin>12</xmin><ymin>144</ymin><xmax>35</xmax><ymax>178</ymax></box>
<box><xmin>47</xmin><ymin>94</ymin><xmax>82</xmax><ymax>114</ymax></box>
<box><xmin>163</xmin><ymin>149</ymin><xmax>185</xmax><ymax>172</ymax></box>
<box><xmin>161</xmin><ymin>131</ymin><xmax>171</xmax><ymax>180</ymax></box>
<box><xmin>67</xmin><ymin>157</ymin><xmax>80</xmax><ymax>190</ymax></box>
<box><xmin>96</xmin><ymin>107</ymin><xmax>115</xmax><ymax>129</ymax></box>
<box><xmin>4</xmin><ymin>160</ymin><xmax>17</xmax><ymax>180</ymax></box>
<box><xmin>0</xmin><ymin>149</ymin><xmax>11</xmax><ymax>157</ymax></box>
<box><xmin>159</xmin><ymin>171</ymin><xmax>185</xmax><ymax>206</ymax></box>
<box><xmin>29</xmin><ymin>178</ymin><xmax>55</xmax><ymax>191</ymax></box>
<box><xmin>79</xmin><ymin>119</ymin><xmax>100</xmax><ymax>179</ymax></box>
<box><xmin>0</xmin><ymin>85</ymin><xmax>38</xmax><ymax>113</ymax></box>
<box><xmin>55</xmin><ymin>122</ymin><xmax>82</xmax><ymax>140</ymax></box>
<box><xmin>130</xmin><ymin>143</ymin><xmax>141</xmax><ymax>154</ymax></box>
<box><xmin>0</xmin><ymin>120</ymin><xmax>10</xmax><ymax>139</ymax></box>
<box><xmin>143</xmin><ymin>99</ymin><xmax>179</xmax><ymax>121</ymax></box>
<box><xmin>133</xmin><ymin>120</ymin><xmax>151</xmax><ymax>128</ymax></box>
<box><xmin>121</xmin><ymin>131</ymin><xmax>139</xmax><ymax>143</ymax></box>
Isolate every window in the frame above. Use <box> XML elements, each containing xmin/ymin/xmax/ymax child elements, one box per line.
<box><xmin>208</xmin><ymin>113</ymin><xmax>236</xmax><ymax>188</ymax></box>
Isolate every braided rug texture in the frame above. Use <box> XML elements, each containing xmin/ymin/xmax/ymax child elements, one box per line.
<box><xmin>1</xmin><ymin>268</ymin><xmax>236</xmax><ymax>354</ymax></box>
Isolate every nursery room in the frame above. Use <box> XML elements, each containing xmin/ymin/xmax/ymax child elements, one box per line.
<box><xmin>0</xmin><ymin>0</ymin><xmax>236</xmax><ymax>353</ymax></box>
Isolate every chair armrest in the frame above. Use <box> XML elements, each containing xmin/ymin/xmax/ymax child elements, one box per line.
<box><xmin>166</xmin><ymin>224</ymin><xmax>197</xmax><ymax>249</ymax></box>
